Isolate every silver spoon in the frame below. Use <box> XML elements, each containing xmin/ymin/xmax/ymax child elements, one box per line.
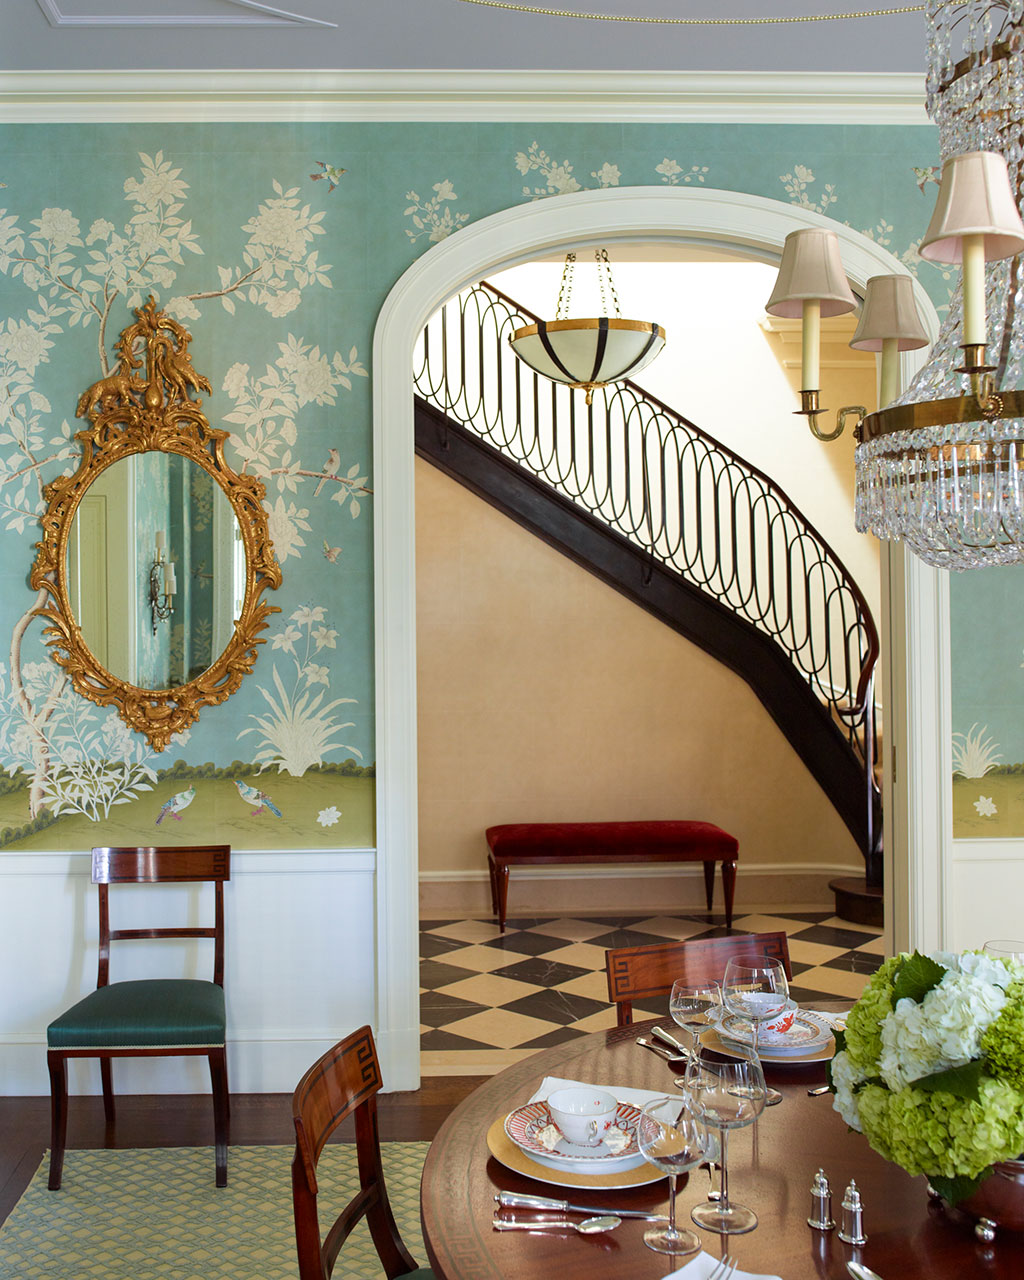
<box><xmin>847</xmin><ymin>1263</ymin><xmax>885</xmax><ymax>1280</ymax></box>
<box><xmin>493</xmin><ymin>1215</ymin><xmax>622</xmax><ymax>1234</ymax></box>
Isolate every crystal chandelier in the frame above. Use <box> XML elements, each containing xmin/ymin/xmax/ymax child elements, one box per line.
<box><xmin>509</xmin><ymin>249</ymin><xmax>666</xmax><ymax>404</ymax></box>
<box><xmin>769</xmin><ymin>2</ymin><xmax>1024</xmax><ymax>571</ymax></box>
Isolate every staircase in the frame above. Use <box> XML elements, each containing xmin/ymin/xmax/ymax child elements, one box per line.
<box><xmin>413</xmin><ymin>281</ymin><xmax>882</xmax><ymax>899</ymax></box>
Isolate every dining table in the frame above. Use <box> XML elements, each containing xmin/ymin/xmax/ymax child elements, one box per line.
<box><xmin>419</xmin><ymin>1015</ymin><xmax>1022</xmax><ymax>1280</ymax></box>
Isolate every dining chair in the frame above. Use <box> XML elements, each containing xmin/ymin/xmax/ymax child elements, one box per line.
<box><xmin>291</xmin><ymin>1025</ymin><xmax>434</xmax><ymax>1280</ymax></box>
<box><xmin>46</xmin><ymin>844</ymin><xmax>231</xmax><ymax>1190</ymax></box>
<box><xmin>605</xmin><ymin>931</ymin><xmax>792</xmax><ymax>1026</ymax></box>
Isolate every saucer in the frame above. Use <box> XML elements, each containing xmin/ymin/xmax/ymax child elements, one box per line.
<box><xmin>504</xmin><ymin>1100</ymin><xmax>647</xmax><ymax>1175</ymax></box>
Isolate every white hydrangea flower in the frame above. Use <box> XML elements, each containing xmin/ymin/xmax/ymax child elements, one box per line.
<box><xmin>829</xmin><ymin>1050</ymin><xmax>866</xmax><ymax>1130</ymax></box>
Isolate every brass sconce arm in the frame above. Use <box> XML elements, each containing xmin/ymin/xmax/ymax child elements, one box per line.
<box><xmin>795</xmin><ymin>391</ymin><xmax>868</xmax><ymax>443</ymax></box>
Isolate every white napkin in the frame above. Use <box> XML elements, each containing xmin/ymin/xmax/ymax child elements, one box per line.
<box><xmin>659</xmin><ymin>1250</ymin><xmax>783</xmax><ymax>1280</ymax></box>
<box><xmin>529</xmin><ymin>1075</ymin><xmax>675</xmax><ymax>1108</ymax></box>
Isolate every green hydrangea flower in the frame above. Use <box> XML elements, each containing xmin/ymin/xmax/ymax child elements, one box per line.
<box><xmin>981</xmin><ymin>978</ymin><xmax>1024</xmax><ymax>1091</ymax></box>
<box><xmin>858</xmin><ymin>1078</ymin><xmax>1024</xmax><ymax>1180</ymax></box>
<box><xmin>844</xmin><ymin>954</ymin><xmax>904</xmax><ymax>1072</ymax></box>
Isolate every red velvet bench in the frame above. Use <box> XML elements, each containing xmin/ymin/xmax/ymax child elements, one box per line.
<box><xmin>485</xmin><ymin>821</ymin><xmax>739</xmax><ymax>933</ymax></box>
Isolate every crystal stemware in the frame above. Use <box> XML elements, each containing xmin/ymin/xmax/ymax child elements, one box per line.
<box><xmin>722</xmin><ymin>956</ymin><xmax>789</xmax><ymax>1105</ymax></box>
<box><xmin>682</xmin><ymin>1046</ymin><xmax>767</xmax><ymax>1235</ymax></box>
<box><xmin>983</xmin><ymin>939</ymin><xmax>1024</xmax><ymax>962</ymax></box>
<box><xmin>635</xmin><ymin>1095</ymin><xmax>710</xmax><ymax>1256</ymax></box>
<box><xmin>668</xmin><ymin>979</ymin><xmax>722</xmax><ymax>1057</ymax></box>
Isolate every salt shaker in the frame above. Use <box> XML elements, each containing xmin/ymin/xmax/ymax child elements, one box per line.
<box><xmin>838</xmin><ymin>1179</ymin><xmax>867</xmax><ymax>1245</ymax></box>
<box><xmin>807</xmin><ymin>1168</ymin><xmax>835</xmax><ymax>1230</ymax></box>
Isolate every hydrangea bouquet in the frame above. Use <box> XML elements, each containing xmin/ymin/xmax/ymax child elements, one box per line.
<box><xmin>829</xmin><ymin>949</ymin><xmax>1024</xmax><ymax>1205</ymax></box>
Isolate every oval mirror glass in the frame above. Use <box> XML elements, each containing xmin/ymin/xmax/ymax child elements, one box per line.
<box><xmin>66</xmin><ymin>453</ymin><xmax>241</xmax><ymax>692</ymax></box>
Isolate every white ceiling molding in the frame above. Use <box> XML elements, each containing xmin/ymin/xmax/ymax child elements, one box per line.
<box><xmin>35</xmin><ymin>0</ymin><xmax>337</xmax><ymax>27</ymax></box>
<box><xmin>0</xmin><ymin>67</ymin><xmax>927</xmax><ymax>124</ymax></box>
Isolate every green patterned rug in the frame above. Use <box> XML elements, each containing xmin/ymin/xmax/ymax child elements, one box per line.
<box><xmin>0</xmin><ymin>1144</ymin><xmax>428</xmax><ymax>1280</ymax></box>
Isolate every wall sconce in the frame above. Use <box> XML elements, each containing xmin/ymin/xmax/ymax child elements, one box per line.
<box><xmin>149</xmin><ymin>530</ymin><xmax>177</xmax><ymax>634</ymax></box>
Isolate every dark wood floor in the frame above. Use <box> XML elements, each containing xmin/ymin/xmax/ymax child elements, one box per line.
<box><xmin>0</xmin><ymin>1078</ymin><xmax>484</xmax><ymax>1226</ymax></box>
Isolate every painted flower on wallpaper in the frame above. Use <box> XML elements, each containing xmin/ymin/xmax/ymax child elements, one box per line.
<box><xmin>952</xmin><ymin>723</ymin><xmax>1003</xmax><ymax>778</ymax></box>
<box><xmin>779</xmin><ymin>164</ymin><xmax>838</xmax><ymax>215</ymax></box>
<box><xmin>974</xmin><ymin>795</ymin><xmax>998</xmax><ymax>817</ymax></box>
<box><xmin>404</xmin><ymin>181</ymin><xmax>471</xmax><ymax>244</ymax></box>
<box><xmin>655</xmin><ymin>159</ymin><xmax>710</xmax><ymax>185</ymax></box>
<box><xmin>515</xmin><ymin>142</ymin><xmax>583</xmax><ymax>199</ymax></box>
<box><xmin>591</xmin><ymin>163</ymin><xmax>621</xmax><ymax>187</ymax></box>
<box><xmin>264</xmin><ymin>496</ymin><xmax>312</xmax><ymax>562</ymax></box>
<box><xmin>239</xmin><ymin>606</ymin><xmax>361</xmax><ymax>777</ymax></box>
<box><xmin>317</xmin><ymin>805</ymin><xmax>341</xmax><ymax>827</ymax></box>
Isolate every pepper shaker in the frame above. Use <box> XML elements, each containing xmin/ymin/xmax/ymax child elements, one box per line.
<box><xmin>838</xmin><ymin>1179</ymin><xmax>867</xmax><ymax>1245</ymax></box>
<box><xmin>807</xmin><ymin>1168</ymin><xmax>835</xmax><ymax>1230</ymax></box>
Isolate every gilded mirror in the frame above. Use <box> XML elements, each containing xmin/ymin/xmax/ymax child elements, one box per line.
<box><xmin>31</xmin><ymin>298</ymin><xmax>282</xmax><ymax>749</ymax></box>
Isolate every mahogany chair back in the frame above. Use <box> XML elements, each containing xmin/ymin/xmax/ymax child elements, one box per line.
<box><xmin>291</xmin><ymin>1025</ymin><xmax>432</xmax><ymax>1280</ymax></box>
<box><xmin>605</xmin><ymin>930</ymin><xmax>792</xmax><ymax>1026</ymax></box>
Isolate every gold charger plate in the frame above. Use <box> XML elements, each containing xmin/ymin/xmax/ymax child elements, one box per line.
<box><xmin>486</xmin><ymin>1116</ymin><xmax>664</xmax><ymax>1190</ymax></box>
<box><xmin>700</xmin><ymin>1025</ymin><xmax>835</xmax><ymax>1065</ymax></box>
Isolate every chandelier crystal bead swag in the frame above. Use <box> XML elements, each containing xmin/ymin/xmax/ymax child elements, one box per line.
<box><xmin>509</xmin><ymin>249</ymin><xmax>666</xmax><ymax>404</ymax></box>
<box><xmin>766</xmin><ymin>2</ymin><xmax>1024</xmax><ymax>570</ymax></box>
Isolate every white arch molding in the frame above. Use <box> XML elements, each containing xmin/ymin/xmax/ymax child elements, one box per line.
<box><xmin>372</xmin><ymin>186</ymin><xmax>947</xmax><ymax>1090</ymax></box>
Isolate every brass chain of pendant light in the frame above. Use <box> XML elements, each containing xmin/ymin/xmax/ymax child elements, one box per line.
<box><xmin>456</xmin><ymin>0</ymin><xmax>925</xmax><ymax>25</ymax></box>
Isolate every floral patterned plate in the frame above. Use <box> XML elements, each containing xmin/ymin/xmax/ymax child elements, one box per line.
<box><xmin>503</xmin><ymin>1100</ymin><xmax>646</xmax><ymax>1174</ymax></box>
<box><xmin>711</xmin><ymin>1010</ymin><xmax>832</xmax><ymax>1056</ymax></box>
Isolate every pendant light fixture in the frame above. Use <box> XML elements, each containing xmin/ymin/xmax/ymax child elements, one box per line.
<box><xmin>766</xmin><ymin>2</ymin><xmax>1024</xmax><ymax>571</ymax></box>
<box><xmin>509</xmin><ymin>249</ymin><xmax>666</xmax><ymax>404</ymax></box>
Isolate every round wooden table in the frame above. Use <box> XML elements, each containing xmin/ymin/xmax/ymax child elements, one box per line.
<box><xmin>420</xmin><ymin>1019</ymin><xmax>1021</xmax><ymax>1279</ymax></box>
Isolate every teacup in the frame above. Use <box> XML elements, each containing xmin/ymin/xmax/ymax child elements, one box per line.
<box><xmin>546</xmin><ymin>1087</ymin><xmax>618</xmax><ymax>1147</ymax></box>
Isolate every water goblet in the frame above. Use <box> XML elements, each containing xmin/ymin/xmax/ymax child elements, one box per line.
<box><xmin>635</xmin><ymin>1095</ymin><xmax>711</xmax><ymax>1256</ymax></box>
<box><xmin>722</xmin><ymin>956</ymin><xmax>789</xmax><ymax>1105</ymax></box>
<box><xmin>682</xmin><ymin>1045</ymin><xmax>767</xmax><ymax>1235</ymax></box>
<box><xmin>669</xmin><ymin>979</ymin><xmax>722</xmax><ymax>1057</ymax></box>
<box><xmin>983</xmin><ymin>939</ymin><xmax>1024</xmax><ymax>962</ymax></box>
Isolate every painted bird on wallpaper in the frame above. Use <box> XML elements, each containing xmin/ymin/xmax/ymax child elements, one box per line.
<box><xmin>323</xmin><ymin>540</ymin><xmax>342</xmax><ymax>563</ymax></box>
<box><xmin>314</xmin><ymin>447</ymin><xmax>341</xmax><ymax>497</ymax></box>
<box><xmin>310</xmin><ymin>161</ymin><xmax>347</xmax><ymax>192</ymax></box>
<box><xmin>156</xmin><ymin>785</ymin><xmax>195</xmax><ymax>825</ymax></box>
<box><xmin>235</xmin><ymin>778</ymin><xmax>283</xmax><ymax>817</ymax></box>
<box><xmin>913</xmin><ymin>165</ymin><xmax>940</xmax><ymax>191</ymax></box>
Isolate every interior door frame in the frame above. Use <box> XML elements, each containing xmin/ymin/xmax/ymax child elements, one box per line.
<box><xmin>372</xmin><ymin>185</ymin><xmax>942</xmax><ymax>1090</ymax></box>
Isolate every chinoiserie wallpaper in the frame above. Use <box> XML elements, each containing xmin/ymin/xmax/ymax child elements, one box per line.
<box><xmin>0</xmin><ymin>119</ymin><xmax>951</xmax><ymax>852</ymax></box>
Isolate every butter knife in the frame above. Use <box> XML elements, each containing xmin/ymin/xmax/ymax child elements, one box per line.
<box><xmin>651</xmin><ymin>1025</ymin><xmax>691</xmax><ymax>1054</ymax></box>
<box><xmin>494</xmin><ymin>1191</ymin><xmax>667</xmax><ymax>1221</ymax></box>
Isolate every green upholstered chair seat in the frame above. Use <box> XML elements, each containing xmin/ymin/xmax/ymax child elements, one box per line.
<box><xmin>47</xmin><ymin>978</ymin><xmax>225</xmax><ymax>1049</ymax></box>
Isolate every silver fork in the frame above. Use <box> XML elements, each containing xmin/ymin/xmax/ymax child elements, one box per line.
<box><xmin>707</xmin><ymin>1255</ymin><xmax>737</xmax><ymax>1280</ymax></box>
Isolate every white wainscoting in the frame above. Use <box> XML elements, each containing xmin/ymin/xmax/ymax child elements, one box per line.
<box><xmin>948</xmin><ymin>839</ymin><xmax>1024</xmax><ymax>952</ymax></box>
<box><xmin>0</xmin><ymin>848</ymin><xmax>379</xmax><ymax>1097</ymax></box>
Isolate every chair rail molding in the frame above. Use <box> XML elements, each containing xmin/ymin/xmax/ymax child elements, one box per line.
<box><xmin>0</xmin><ymin>68</ymin><xmax>927</xmax><ymax>124</ymax></box>
<box><xmin>373</xmin><ymin>183</ymin><xmax>939</xmax><ymax>1091</ymax></box>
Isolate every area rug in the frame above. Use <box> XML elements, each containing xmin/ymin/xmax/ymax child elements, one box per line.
<box><xmin>0</xmin><ymin>1144</ymin><xmax>428</xmax><ymax>1280</ymax></box>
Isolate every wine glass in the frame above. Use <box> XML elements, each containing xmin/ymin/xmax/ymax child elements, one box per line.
<box><xmin>668</xmin><ymin>979</ymin><xmax>722</xmax><ymax>1057</ymax></box>
<box><xmin>635</xmin><ymin>1095</ymin><xmax>711</xmax><ymax>1256</ymax></box>
<box><xmin>983</xmin><ymin>939</ymin><xmax>1024</xmax><ymax>962</ymax></box>
<box><xmin>722</xmin><ymin>956</ymin><xmax>789</xmax><ymax>1105</ymax></box>
<box><xmin>682</xmin><ymin>1045</ymin><xmax>767</xmax><ymax>1235</ymax></box>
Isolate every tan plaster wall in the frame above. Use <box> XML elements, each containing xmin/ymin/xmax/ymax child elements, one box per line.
<box><xmin>415</xmin><ymin>458</ymin><xmax>863</xmax><ymax>914</ymax></box>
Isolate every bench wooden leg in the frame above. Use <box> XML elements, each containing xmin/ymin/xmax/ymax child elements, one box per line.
<box><xmin>721</xmin><ymin>860</ymin><xmax>737</xmax><ymax>929</ymax></box>
<box><xmin>494</xmin><ymin>862</ymin><xmax>510</xmax><ymax>933</ymax></box>
<box><xmin>701</xmin><ymin>860</ymin><xmax>715</xmax><ymax>913</ymax></box>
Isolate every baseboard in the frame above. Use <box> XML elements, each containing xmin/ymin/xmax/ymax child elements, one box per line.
<box><xmin>419</xmin><ymin>863</ymin><xmax>863</xmax><ymax>917</ymax></box>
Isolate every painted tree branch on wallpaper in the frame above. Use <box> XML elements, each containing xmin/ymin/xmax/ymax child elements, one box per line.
<box><xmin>0</xmin><ymin>151</ymin><xmax>369</xmax><ymax>843</ymax></box>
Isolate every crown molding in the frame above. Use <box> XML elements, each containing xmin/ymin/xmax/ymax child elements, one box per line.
<box><xmin>0</xmin><ymin>68</ymin><xmax>928</xmax><ymax>124</ymax></box>
<box><xmin>35</xmin><ymin>0</ymin><xmax>336</xmax><ymax>26</ymax></box>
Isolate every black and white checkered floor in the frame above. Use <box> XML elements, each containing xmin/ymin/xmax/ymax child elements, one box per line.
<box><xmin>420</xmin><ymin>910</ymin><xmax>884</xmax><ymax>1074</ymax></box>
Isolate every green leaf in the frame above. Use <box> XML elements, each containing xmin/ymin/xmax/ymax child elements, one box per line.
<box><xmin>911</xmin><ymin>1057</ymin><xmax>985</xmax><ymax>1102</ymax></box>
<box><xmin>891</xmin><ymin>952</ymin><xmax>947</xmax><ymax>1007</ymax></box>
<box><xmin>927</xmin><ymin>1168</ymin><xmax>991</xmax><ymax>1206</ymax></box>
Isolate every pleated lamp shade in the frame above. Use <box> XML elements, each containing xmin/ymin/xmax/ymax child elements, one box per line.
<box><xmin>765</xmin><ymin>228</ymin><xmax>858</xmax><ymax>318</ymax></box>
<box><xmin>509</xmin><ymin>317</ymin><xmax>666</xmax><ymax>403</ymax></box>
<box><xmin>849</xmin><ymin>276</ymin><xmax>930</xmax><ymax>351</ymax></box>
<box><xmin>919</xmin><ymin>150</ymin><xmax>1024</xmax><ymax>264</ymax></box>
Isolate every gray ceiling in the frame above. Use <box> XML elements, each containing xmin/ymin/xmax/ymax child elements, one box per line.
<box><xmin>7</xmin><ymin>1</ymin><xmax>928</xmax><ymax>74</ymax></box>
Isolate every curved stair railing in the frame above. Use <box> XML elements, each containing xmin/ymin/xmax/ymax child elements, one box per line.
<box><xmin>413</xmin><ymin>280</ymin><xmax>881</xmax><ymax>875</ymax></box>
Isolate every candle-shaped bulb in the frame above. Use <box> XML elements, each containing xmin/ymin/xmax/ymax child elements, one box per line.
<box><xmin>164</xmin><ymin>562</ymin><xmax>177</xmax><ymax>596</ymax></box>
<box><xmin>155</xmin><ymin>530</ymin><xmax>166</xmax><ymax>554</ymax></box>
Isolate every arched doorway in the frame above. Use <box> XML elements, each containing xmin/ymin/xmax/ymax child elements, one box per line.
<box><xmin>372</xmin><ymin>185</ymin><xmax>941</xmax><ymax>1090</ymax></box>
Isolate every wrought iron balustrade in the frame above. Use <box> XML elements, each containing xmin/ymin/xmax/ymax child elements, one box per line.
<box><xmin>413</xmin><ymin>280</ymin><xmax>880</xmax><ymax>790</ymax></box>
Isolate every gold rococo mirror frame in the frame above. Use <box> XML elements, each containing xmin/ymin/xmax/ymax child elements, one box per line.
<box><xmin>30</xmin><ymin>297</ymin><xmax>282</xmax><ymax>750</ymax></box>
